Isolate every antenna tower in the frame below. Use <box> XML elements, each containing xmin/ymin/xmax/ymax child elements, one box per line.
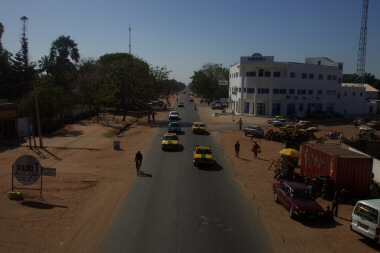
<box><xmin>355</xmin><ymin>0</ymin><xmax>369</xmax><ymax>87</ymax></box>
<box><xmin>129</xmin><ymin>25</ymin><xmax>131</xmax><ymax>54</ymax></box>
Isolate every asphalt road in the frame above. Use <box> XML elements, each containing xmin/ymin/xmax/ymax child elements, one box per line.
<box><xmin>100</xmin><ymin>94</ymin><xmax>273</xmax><ymax>253</ymax></box>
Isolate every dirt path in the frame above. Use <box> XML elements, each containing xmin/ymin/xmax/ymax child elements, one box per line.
<box><xmin>0</xmin><ymin>94</ymin><xmax>179</xmax><ymax>253</ymax></box>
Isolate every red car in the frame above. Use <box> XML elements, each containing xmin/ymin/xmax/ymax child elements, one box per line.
<box><xmin>273</xmin><ymin>181</ymin><xmax>325</xmax><ymax>219</ymax></box>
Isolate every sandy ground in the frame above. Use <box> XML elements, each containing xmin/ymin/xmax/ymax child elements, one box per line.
<box><xmin>195</xmin><ymin>97</ymin><xmax>380</xmax><ymax>253</ymax></box>
<box><xmin>0</xmin><ymin>95</ymin><xmax>179</xmax><ymax>253</ymax></box>
<box><xmin>1</xmin><ymin>93</ymin><xmax>379</xmax><ymax>252</ymax></box>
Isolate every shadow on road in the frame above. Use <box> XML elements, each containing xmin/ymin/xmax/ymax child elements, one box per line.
<box><xmin>21</xmin><ymin>201</ymin><xmax>68</xmax><ymax>209</ymax></box>
<box><xmin>198</xmin><ymin>160</ymin><xmax>223</xmax><ymax>172</ymax></box>
<box><xmin>138</xmin><ymin>171</ymin><xmax>153</xmax><ymax>177</ymax></box>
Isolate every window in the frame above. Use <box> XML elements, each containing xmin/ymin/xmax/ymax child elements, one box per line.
<box><xmin>258</xmin><ymin>88</ymin><xmax>269</xmax><ymax>94</ymax></box>
<box><xmin>326</xmin><ymin>90</ymin><xmax>331</xmax><ymax>95</ymax></box>
<box><xmin>273</xmin><ymin>89</ymin><xmax>286</xmax><ymax>94</ymax></box>
<box><xmin>247</xmin><ymin>88</ymin><xmax>255</xmax><ymax>93</ymax></box>
<box><xmin>318</xmin><ymin>74</ymin><xmax>323</xmax><ymax>80</ymax></box>
<box><xmin>309</xmin><ymin>74</ymin><xmax>314</xmax><ymax>79</ymax></box>
<box><xmin>354</xmin><ymin>203</ymin><xmax>379</xmax><ymax>225</ymax></box>
<box><xmin>244</xmin><ymin>88</ymin><xmax>246</xmax><ymax>93</ymax></box>
<box><xmin>246</xmin><ymin>71</ymin><xmax>256</xmax><ymax>77</ymax></box>
<box><xmin>302</xmin><ymin>73</ymin><xmax>307</xmax><ymax>79</ymax></box>
<box><xmin>317</xmin><ymin>90</ymin><xmax>322</xmax><ymax>95</ymax></box>
<box><xmin>289</xmin><ymin>89</ymin><xmax>295</xmax><ymax>94</ymax></box>
<box><xmin>274</xmin><ymin>72</ymin><xmax>281</xmax><ymax>77</ymax></box>
<box><xmin>327</xmin><ymin>75</ymin><xmax>332</xmax><ymax>80</ymax></box>
<box><xmin>297</xmin><ymin>89</ymin><xmax>306</xmax><ymax>95</ymax></box>
<box><xmin>308</xmin><ymin>90</ymin><xmax>313</xmax><ymax>95</ymax></box>
<box><xmin>239</xmin><ymin>88</ymin><xmax>241</xmax><ymax>93</ymax></box>
<box><xmin>264</xmin><ymin>71</ymin><xmax>271</xmax><ymax>77</ymax></box>
<box><xmin>259</xmin><ymin>69</ymin><xmax>263</xmax><ymax>77</ymax></box>
<box><xmin>290</xmin><ymin>72</ymin><xmax>295</xmax><ymax>78</ymax></box>
<box><xmin>299</xmin><ymin>103</ymin><xmax>303</xmax><ymax>112</ymax></box>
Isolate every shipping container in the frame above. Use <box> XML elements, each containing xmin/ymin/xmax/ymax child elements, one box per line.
<box><xmin>300</xmin><ymin>143</ymin><xmax>373</xmax><ymax>196</ymax></box>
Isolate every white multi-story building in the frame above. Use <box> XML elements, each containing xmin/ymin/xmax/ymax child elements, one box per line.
<box><xmin>229</xmin><ymin>54</ymin><xmax>377</xmax><ymax>117</ymax></box>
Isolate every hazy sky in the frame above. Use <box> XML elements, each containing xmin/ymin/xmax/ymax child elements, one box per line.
<box><xmin>1</xmin><ymin>0</ymin><xmax>380</xmax><ymax>84</ymax></box>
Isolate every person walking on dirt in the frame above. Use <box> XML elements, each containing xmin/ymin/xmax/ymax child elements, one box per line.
<box><xmin>238</xmin><ymin>118</ymin><xmax>242</xmax><ymax>130</ymax></box>
<box><xmin>176</xmin><ymin>98</ymin><xmax>178</xmax><ymax>102</ymax></box>
<box><xmin>332</xmin><ymin>189</ymin><xmax>340</xmax><ymax>216</ymax></box>
<box><xmin>135</xmin><ymin>151</ymin><xmax>143</xmax><ymax>176</ymax></box>
<box><xmin>234</xmin><ymin>141</ymin><xmax>240</xmax><ymax>157</ymax></box>
<box><xmin>194</xmin><ymin>104</ymin><xmax>197</xmax><ymax>110</ymax></box>
<box><xmin>252</xmin><ymin>141</ymin><xmax>261</xmax><ymax>159</ymax></box>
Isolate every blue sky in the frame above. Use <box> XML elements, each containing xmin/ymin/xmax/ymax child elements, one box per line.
<box><xmin>1</xmin><ymin>0</ymin><xmax>380</xmax><ymax>84</ymax></box>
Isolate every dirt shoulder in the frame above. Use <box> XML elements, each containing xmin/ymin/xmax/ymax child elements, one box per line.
<box><xmin>195</xmin><ymin>97</ymin><xmax>379</xmax><ymax>253</ymax></box>
<box><xmin>0</xmin><ymin>94</ymin><xmax>179</xmax><ymax>253</ymax></box>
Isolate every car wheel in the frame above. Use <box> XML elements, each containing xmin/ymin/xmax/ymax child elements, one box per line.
<box><xmin>193</xmin><ymin>162</ymin><xmax>197</xmax><ymax>166</ymax></box>
<box><xmin>274</xmin><ymin>193</ymin><xmax>278</xmax><ymax>203</ymax></box>
<box><xmin>245</xmin><ymin>132</ymin><xmax>247</xmax><ymax>136</ymax></box>
<box><xmin>289</xmin><ymin>206</ymin><xmax>294</xmax><ymax>219</ymax></box>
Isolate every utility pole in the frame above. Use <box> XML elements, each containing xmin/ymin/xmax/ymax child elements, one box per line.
<box><xmin>33</xmin><ymin>81</ymin><xmax>43</xmax><ymax>148</ymax></box>
<box><xmin>129</xmin><ymin>25</ymin><xmax>131</xmax><ymax>54</ymax></box>
<box><xmin>356</xmin><ymin>0</ymin><xmax>369</xmax><ymax>87</ymax></box>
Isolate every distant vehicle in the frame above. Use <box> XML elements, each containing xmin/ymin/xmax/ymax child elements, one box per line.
<box><xmin>297</xmin><ymin>120</ymin><xmax>317</xmax><ymax>129</ymax></box>
<box><xmin>150</xmin><ymin>101</ymin><xmax>164</xmax><ymax>108</ymax></box>
<box><xmin>221</xmin><ymin>102</ymin><xmax>228</xmax><ymax>108</ymax></box>
<box><xmin>178</xmin><ymin>102</ymin><xmax>184</xmax><ymax>107</ymax></box>
<box><xmin>351</xmin><ymin>199</ymin><xmax>380</xmax><ymax>243</ymax></box>
<box><xmin>273</xmin><ymin>181</ymin><xmax>325</xmax><ymax>219</ymax></box>
<box><xmin>367</xmin><ymin>120</ymin><xmax>380</xmax><ymax>130</ymax></box>
<box><xmin>192</xmin><ymin>122</ymin><xmax>206</xmax><ymax>134</ymax></box>
<box><xmin>272</xmin><ymin>119</ymin><xmax>288</xmax><ymax>127</ymax></box>
<box><xmin>168</xmin><ymin>122</ymin><xmax>181</xmax><ymax>133</ymax></box>
<box><xmin>280</xmin><ymin>124</ymin><xmax>307</xmax><ymax>133</ymax></box>
<box><xmin>161</xmin><ymin>133</ymin><xmax>179</xmax><ymax>151</ymax></box>
<box><xmin>268</xmin><ymin>115</ymin><xmax>287</xmax><ymax>124</ymax></box>
<box><xmin>193</xmin><ymin>145</ymin><xmax>213</xmax><ymax>166</ymax></box>
<box><xmin>189</xmin><ymin>98</ymin><xmax>194</xmax><ymax>102</ymax></box>
<box><xmin>169</xmin><ymin>111</ymin><xmax>179</xmax><ymax>120</ymax></box>
<box><xmin>244</xmin><ymin>125</ymin><xmax>264</xmax><ymax>137</ymax></box>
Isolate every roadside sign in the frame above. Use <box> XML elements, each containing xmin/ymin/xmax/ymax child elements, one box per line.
<box><xmin>42</xmin><ymin>167</ymin><xmax>56</xmax><ymax>177</ymax></box>
<box><xmin>218</xmin><ymin>80</ymin><xmax>228</xmax><ymax>86</ymax></box>
<box><xmin>13</xmin><ymin>155</ymin><xmax>41</xmax><ymax>185</ymax></box>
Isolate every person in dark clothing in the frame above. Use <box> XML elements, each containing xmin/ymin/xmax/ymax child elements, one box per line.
<box><xmin>135</xmin><ymin>151</ymin><xmax>143</xmax><ymax>176</ymax></box>
<box><xmin>238</xmin><ymin>118</ymin><xmax>242</xmax><ymax>130</ymax></box>
<box><xmin>252</xmin><ymin>141</ymin><xmax>261</xmax><ymax>159</ymax></box>
<box><xmin>332</xmin><ymin>189</ymin><xmax>340</xmax><ymax>216</ymax></box>
<box><xmin>234</xmin><ymin>141</ymin><xmax>240</xmax><ymax>157</ymax></box>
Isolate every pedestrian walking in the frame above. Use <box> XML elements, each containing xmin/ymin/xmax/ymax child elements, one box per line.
<box><xmin>252</xmin><ymin>141</ymin><xmax>261</xmax><ymax>159</ymax></box>
<box><xmin>234</xmin><ymin>141</ymin><xmax>240</xmax><ymax>157</ymax></box>
<box><xmin>238</xmin><ymin>118</ymin><xmax>243</xmax><ymax>130</ymax></box>
<box><xmin>331</xmin><ymin>189</ymin><xmax>340</xmax><ymax>216</ymax></box>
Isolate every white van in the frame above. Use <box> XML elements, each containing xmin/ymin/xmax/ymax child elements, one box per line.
<box><xmin>351</xmin><ymin>199</ymin><xmax>380</xmax><ymax>243</ymax></box>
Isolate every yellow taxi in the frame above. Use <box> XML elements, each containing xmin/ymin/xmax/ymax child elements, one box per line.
<box><xmin>161</xmin><ymin>133</ymin><xmax>179</xmax><ymax>150</ymax></box>
<box><xmin>193</xmin><ymin>145</ymin><xmax>213</xmax><ymax>166</ymax></box>
<box><xmin>192</xmin><ymin>122</ymin><xmax>206</xmax><ymax>134</ymax></box>
<box><xmin>367</xmin><ymin>121</ymin><xmax>380</xmax><ymax>130</ymax></box>
<box><xmin>280</xmin><ymin>124</ymin><xmax>307</xmax><ymax>133</ymax></box>
<box><xmin>297</xmin><ymin>120</ymin><xmax>317</xmax><ymax>129</ymax></box>
<box><xmin>178</xmin><ymin>102</ymin><xmax>184</xmax><ymax>107</ymax></box>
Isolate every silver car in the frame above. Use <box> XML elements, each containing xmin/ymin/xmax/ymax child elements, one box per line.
<box><xmin>244</xmin><ymin>125</ymin><xmax>264</xmax><ymax>136</ymax></box>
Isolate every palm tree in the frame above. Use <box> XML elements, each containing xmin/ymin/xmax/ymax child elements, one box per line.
<box><xmin>50</xmin><ymin>35</ymin><xmax>80</xmax><ymax>66</ymax></box>
<box><xmin>38</xmin><ymin>55</ymin><xmax>54</xmax><ymax>76</ymax></box>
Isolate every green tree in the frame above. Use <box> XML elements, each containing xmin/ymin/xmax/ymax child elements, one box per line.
<box><xmin>38</xmin><ymin>55</ymin><xmax>55</xmax><ymax>76</ymax></box>
<box><xmin>189</xmin><ymin>63</ymin><xmax>228</xmax><ymax>99</ymax></box>
<box><xmin>0</xmin><ymin>22</ymin><xmax>14</xmax><ymax>88</ymax></box>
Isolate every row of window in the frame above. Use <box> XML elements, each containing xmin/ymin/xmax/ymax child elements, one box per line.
<box><xmin>231</xmin><ymin>70</ymin><xmax>341</xmax><ymax>83</ymax></box>
<box><xmin>231</xmin><ymin>87</ymin><xmax>363</xmax><ymax>97</ymax></box>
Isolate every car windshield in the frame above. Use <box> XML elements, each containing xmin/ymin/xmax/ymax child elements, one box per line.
<box><xmin>291</xmin><ymin>189</ymin><xmax>315</xmax><ymax>201</ymax></box>
<box><xmin>164</xmin><ymin>136</ymin><xmax>178</xmax><ymax>140</ymax></box>
<box><xmin>194</xmin><ymin>124</ymin><xmax>205</xmax><ymax>127</ymax></box>
<box><xmin>196</xmin><ymin>149</ymin><xmax>211</xmax><ymax>154</ymax></box>
<box><xmin>170</xmin><ymin>123</ymin><xmax>179</xmax><ymax>127</ymax></box>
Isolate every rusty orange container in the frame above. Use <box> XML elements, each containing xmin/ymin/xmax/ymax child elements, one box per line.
<box><xmin>300</xmin><ymin>143</ymin><xmax>373</xmax><ymax>196</ymax></box>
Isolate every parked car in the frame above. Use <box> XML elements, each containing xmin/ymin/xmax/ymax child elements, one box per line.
<box><xmin>272</xmin><ymin>119</ymin><xmax>288</xmax><ymax>127</ymax></box>
<box><xmin>161</xmin><ymin>133</ymin><xmax>179</xmax><ymax>151</ymax></box>
<box><xmin>168</xmin><ymin>122</ymin><xmax>181</xmax><ymax>133</ymax></box>
<box><xmin>268</xmin><ymin>115</ymin><xmax>287</xmax><ymax>124</ymax></box>
<box><xmin>351</xmin><ymin>199</ymin><xmax>380</xmax><ymax>243</ymax></box>
<box><xmin>193</xmin><ymin>145</ymin><xmax>213</xmax><ymax>166</ymax></box>
<box><xmin>297</xmin><ymin>120</ymin><xmax>317</xmax><ymax>129</ymax></box>
<box><xmin>280</xmin><ymin>124</ymin><xmax>307</xmax><ymax>133</ymax></box>
<box><xmin>178</xmin><ymin>102</ymin><xmax>184</xmax><ymax>107</ymax></box>
<box><xmin>244</xmin><ymin>125</ymin><xmax>264</xmax><ymax>137</ymax></box>
<box><xmin>273</xmin><ymin>181</ymin><xmax>325</xmax><ymax>219</ymax></box>
<box><xmin>169</xmin><ymin>111</ymin><xmax>179</xmax><ymax>120</ymax></box>
<box><xmin>367</xmin><ymin>120</ymin><xmax>380</xmax><ymax>130</ymax></box>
